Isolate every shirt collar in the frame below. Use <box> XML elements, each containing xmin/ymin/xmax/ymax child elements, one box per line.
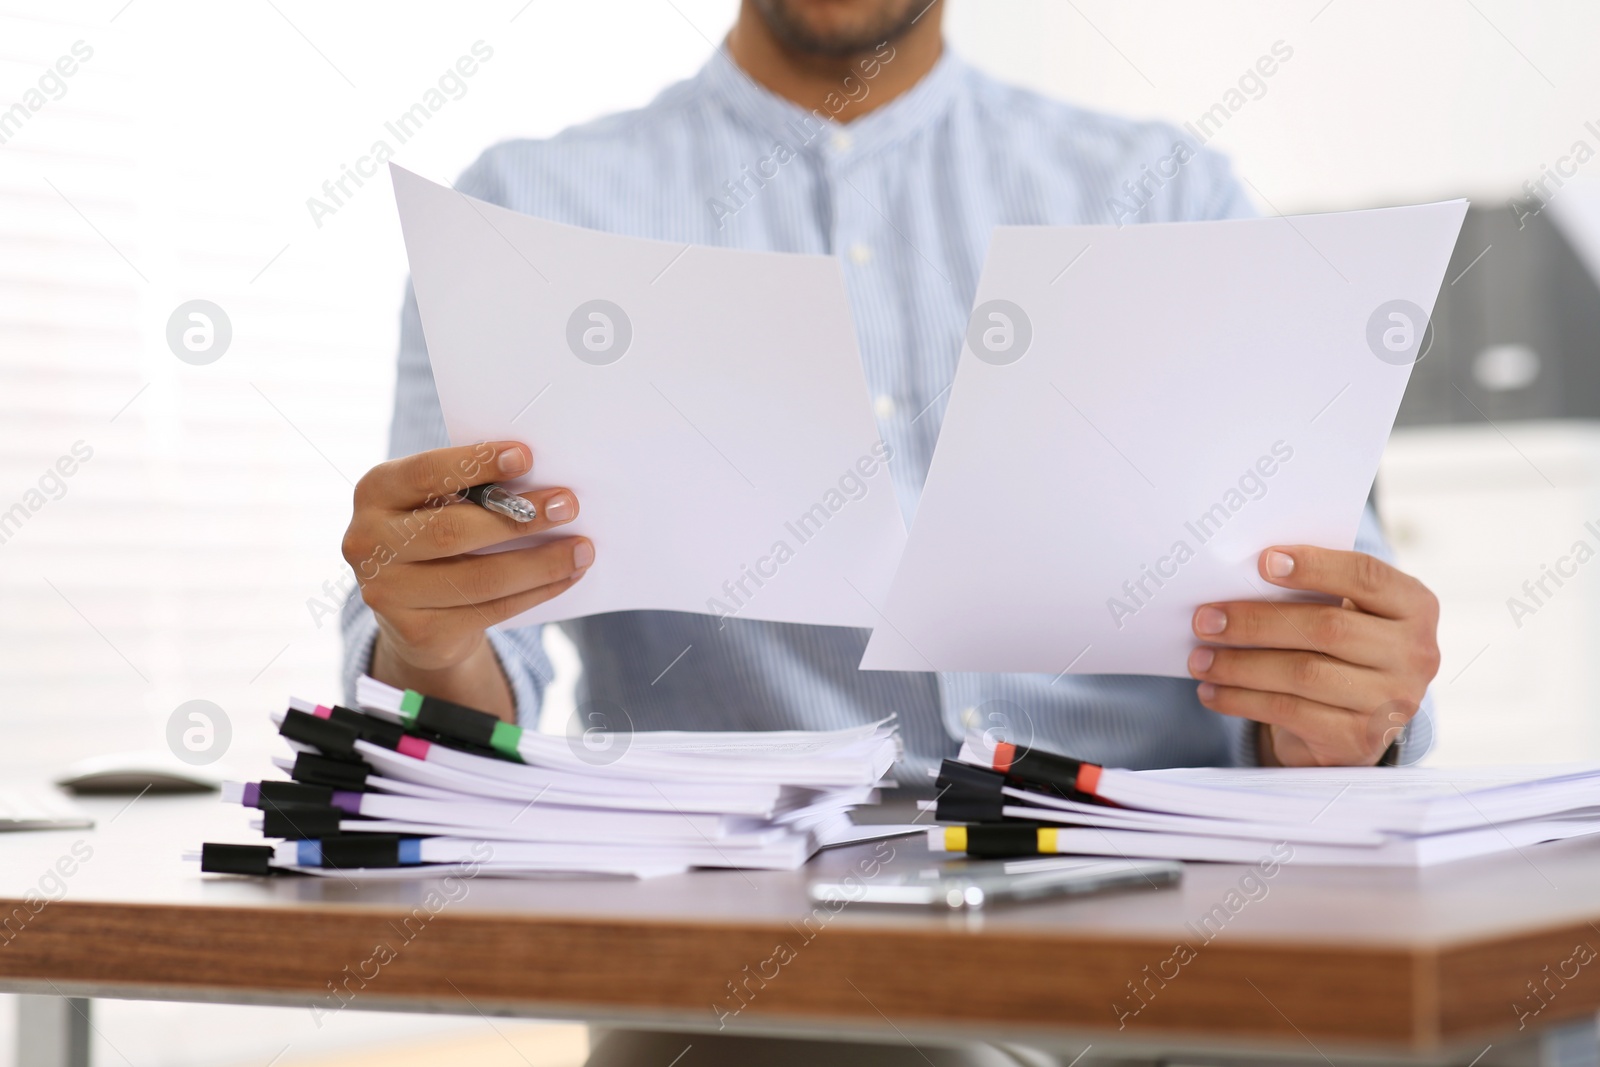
<box><xmin>696</xmin><ymin>43</ymin><xmax>964</xmax><ymax>161</ymax></box>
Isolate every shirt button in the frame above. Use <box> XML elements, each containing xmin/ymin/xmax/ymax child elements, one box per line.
<box><xmin>848</xmin><ymin>243</ymin><xmax>873</xmax><ymax>265</ymax></box>
<box><xmin>874</xmin><ymin>394</ymin><xmax>896</xmax><ymax>420</ymax></box>
<box><xmin>831</xmin><ymin>129</ymin><xmax>853</xmax><ymax>153</ymax></box>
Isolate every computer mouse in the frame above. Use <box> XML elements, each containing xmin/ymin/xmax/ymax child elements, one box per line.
<box><xmin>54</xmin><ymin>751</ymin><xmax>226</xmax><ymax>795</ymax></box>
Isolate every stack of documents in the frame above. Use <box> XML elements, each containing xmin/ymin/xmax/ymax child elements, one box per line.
<box><xmin>192</xmin><ymin>677</ymin><xmax>913</xmax><ymax>880</ymax></box>
<box><xmin>924</xmin><ymin>734</ymin><xmax>1600</xmax><ymax>868</ymax></box>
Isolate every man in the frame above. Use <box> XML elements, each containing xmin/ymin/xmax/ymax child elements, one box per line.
<box><xmin>341</xmin><ymin>0</ymin><xmax>1440</xmax><ymax>1059</ymax></box>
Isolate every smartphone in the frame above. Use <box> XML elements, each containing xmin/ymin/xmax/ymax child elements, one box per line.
<box><xmin>808</xmin><ymin>856</ymin><xmax>1181</xmax><ymax>909</ymax></box>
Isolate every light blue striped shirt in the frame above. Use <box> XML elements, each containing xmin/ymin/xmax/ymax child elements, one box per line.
<box><xmin>342</xmin><ymin>48</ymin><xmax>1429</xmax><ymax>781</ymax></box>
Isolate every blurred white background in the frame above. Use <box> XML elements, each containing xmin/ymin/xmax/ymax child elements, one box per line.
<box><xmin>3</xmin><ymin>1</ymin><xmax>1598</xmax><ymax>1064</ymax></box>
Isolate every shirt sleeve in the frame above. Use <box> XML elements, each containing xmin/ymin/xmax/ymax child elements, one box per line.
<box><xmin>1191</xmin><ymin>140</ymin><xmax>1258</xmax><ymax>222</ymax></box>
<box><xmin>339</xmin><ymin>154</ymin><xmax>554</xmax><ymax>727</ymax></box>
<box><xmin>1355</xmin><ymin>502</ymin><xmax>1437</xmax><ymax>764</ymax></box>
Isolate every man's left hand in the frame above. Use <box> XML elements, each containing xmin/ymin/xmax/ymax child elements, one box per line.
<box><xmin>1187</xmin><ymin>546</ymin><xmax>1441</xmax><ymax>767</ymax></box>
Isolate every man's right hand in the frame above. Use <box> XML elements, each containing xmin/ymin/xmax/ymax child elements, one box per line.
<box><xmin>342</xmin><ymin>441</ymin><xmax>592</xmax><ymax>703</ymax></box>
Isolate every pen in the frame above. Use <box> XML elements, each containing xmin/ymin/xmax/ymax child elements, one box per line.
<box><xmin>463</xmin><ymin>482</ymin><xmax>538</xmax><ymax>523</ymax></box>
<box><xmin>352</xmin><ymin>677</ymin><xmax>525</xmax><ymax>761</ymax></box>
<box><xmin>976</xmin><ymin>742</ymin><xmax>1104</xmax><ymax>798</ymax></box>
<box><xmin>197</xmin><ymin>836</ymin><xmax>427</xmax><ymax>873</ymax></box>
<box><xmin>927</xmin><ymin>823</ymin><xmax>1062</xmax><ymax>858</ymax></box>
<box><xmin>275</xmin><ymin>700</ymin><xmax>511</xmax><ymax>765</ymax></box>
<box><xmin>223</xmin><ymin>779</ymin><xmax>342</xmax><ymax>811</ymax></box>
<box><xmin>274</xmin><ymin>750</ymin><xmax>370</xmax><ymax>790</ymax></box>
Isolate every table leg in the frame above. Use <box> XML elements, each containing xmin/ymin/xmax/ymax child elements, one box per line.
<box><xmin>15</xmin><ymin>995</ymin><xmax>90</xmax><ymax>1067</ymax></box>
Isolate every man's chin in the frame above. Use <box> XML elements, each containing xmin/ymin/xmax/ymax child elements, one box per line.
<box><xmin>753</xmin><ymin>0</ymin><xmax>928</xmax><ymax>59</ymax></box>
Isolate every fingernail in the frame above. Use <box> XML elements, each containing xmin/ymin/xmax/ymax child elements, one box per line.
<box><xmin>1195</xmin><ymin>606</ymin><xmax>1227</xmax><ymax>635</ymax></box>
<box><xmin>497</xmin><ymin>446</ymin><xmax>528</xmax><ymax>476</ymax></box>
<box><xmin>572</xmin><ymin>541</ymin><xmax>594</xmax><ymax>570</ymax></box>
<box><xmin>1197</xmin><ymin>682</ymin><xmax>1216</xmax><ymax>701</ymax></box>
<box><xmin>1266</xmin><ymin>550</ymin><xmax>1295</xmax><ymax>579</ymax></box>
<box><xmin>1189</xmin><ymin>647</ymin><xmax>1215</xmax><ymax>673</ymax></box>
<box><xmin>544</xmin><ymin>493</ymin><xmax>574</xmax><ymax>523</ymax></box>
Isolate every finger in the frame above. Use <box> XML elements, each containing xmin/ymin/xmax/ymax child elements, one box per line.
<box><xmin>357</xmin><ymin>441</ymin><xmax>531</xmax><ymax>510</ymax></box>
<box><xmin>1188</xmin><ymin>645</ymin><xmax>1387</xmax><ymax>712</ymax></box>
<box><xmin>437</xmin><ymin>571</ymin><xmax>587</xmax><ymax>631</ymax></box>
<box><xmin>1196</xmin><ymin>684</ymin><xmax>1385</xmax><ymax>765</ymax></box>
<box><xmin>375</xmin><ymin>570</ymin><xmax>588</xmax><ymax>659</ymax></box>
<box><xmin>1191</xmin><ymin>600</ymin><xmax>1394</xmax><ymax>667</ymax></box>
<box><xmin>399</xmin><ymin>539</ymin><xmax>594</xmax><ymax>608</ymax></box>
<box><xmin>1256</xmin><ymin>545</ymin><xmax>1430</xmax><ymax>620</ymax></box>
<box><xmin>380</xmin><ymin>488</ymin><xmax>580</xmax><ymax>563</ymax></box>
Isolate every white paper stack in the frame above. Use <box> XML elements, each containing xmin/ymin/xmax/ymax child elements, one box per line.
<box><xmin>193</xmin><ymin>677</ymin><xmax>916</xmax><ymax>881</ymax></box>
<box><xmin>926</xmin><ymin>734</ymin><xmax>1600</xmax><ymax>868</ymax></box>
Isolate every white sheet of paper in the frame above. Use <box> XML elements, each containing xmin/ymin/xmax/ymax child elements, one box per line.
<box><xmin>861</xmin><ymin>202</ymin><xmax>1467</xmax><ymax>675</ymax></box>
<box><xmin>391</xmin><ymin>165</ymin><xmax>906</xmax><ymax>628</ymax></box>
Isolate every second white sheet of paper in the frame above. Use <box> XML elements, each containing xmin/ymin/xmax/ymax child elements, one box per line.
<box><xmin>391</xmin><ymin>165</ymin><xmax>907</xmax><ymax>629</ymax></box>
<box><xmin>860</xmin><ymin>202</ymin><xmax>1467</xmax><ymax>677</ymax></box>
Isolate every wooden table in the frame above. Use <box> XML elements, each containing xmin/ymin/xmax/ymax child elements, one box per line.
<box><xmin>4</xmin><ymin>790</ymin><xmax>1600</xmax><ymax>1066</ymax></box>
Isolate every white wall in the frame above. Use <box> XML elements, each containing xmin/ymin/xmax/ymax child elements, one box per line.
<box><xmin>949</xmin><ymin>0</ymin><xmax>1600</xmax><ymax>212</ymax></box>
<box><xmin>0</xmin><ymin>0</ymin><xmax>743</xmax><ymax>775</ymax></box>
